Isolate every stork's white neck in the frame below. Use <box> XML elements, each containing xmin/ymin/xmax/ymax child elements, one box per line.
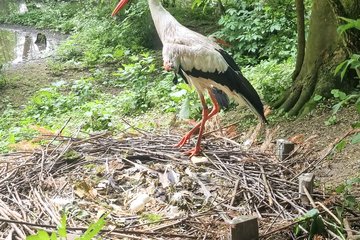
<box><xmin>147</xmin><ymin>0</ymin><xmax>181</xmax><ymax>43</ymax></box>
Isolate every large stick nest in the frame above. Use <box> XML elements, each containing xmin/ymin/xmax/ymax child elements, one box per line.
<box><xmin>0</xmin><ymin>128</ymin><xmax>358</xmax><ymax>239</ymax></box>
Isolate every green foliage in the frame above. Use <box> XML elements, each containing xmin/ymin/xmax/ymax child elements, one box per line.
<box><xmin>294</xmin><ymin>209</ymin><xmax>326</xmax><ymax>239</ymax></box>
<box><xmin>335</xmin><ymin>18</ymin><xmax>360</xmax><ymax>81</ymax></box>
<box><xmin>242</xmin><ymin>59</ymin><xmax>294</xmax><ymax>104</ymax></box>
<box><xmin>334</xmin><ymin>54</ymin><xmax>360</xmax><ymax>81</ymax></box>
<box><xmin>191</xmin><ymin>0</ymin><xmax>219</xmax><ymax>12</ymax></box>
<box><xmin>0</xmin><ymin>64</ymin><xmax>5</xmax><ymax>89</ymax></box>
<box><xmin>25</xmin><ymin>79</ymin><xmax>97</xmax><ymax>121</ymax></box>
<box><xmin>141</xmin><ymin>213</ymin><xmax>162</xmax><ymax>223</ymax></box>
<box><xmin>337</xmin><ymin>17</ymin><xmax>360</xmax><ymax>35</ymax></box>
<box><xmin>26</xmin><ymin>214</ymin><xmax>107</xmax><ymax>240</ymax></box>
<box><xmin>216</xmin><ymin>0</ymin><xmax>297</xmax><ymax>65</ymax></box>
<box><xmin>324</xmin><ymin>89</ymin><xmax>360</xmax><ymax>144</ymax></box>
<box><xmin>330</xmin><ymin>89</ymin><xmax>359</xmax><ymax>115</ymax></box>
<box><xmin>109</xmin><ymin>51</ymin><xmax>174</xmax><ymax>115</ymax></box>
<box><xmin>324</xmin><ymin>89</ymin><xmax>359</xmax><ymax>128</ymax></box>
<box><xmin>170</xmin><ymin>82</ymin><xmax>200</xmax><ymax>119</ymax></box>
<box><xmin>335</xmin><ymin>178</ymin><xmax>360</xmax><ymax>218</ymax></box>
<box><xmin>83</xmin><ymin>101</ymin><xmax>114</xmax><ymax>131</ymax></box>
<box><xmin>0</xmin><ymin>2</ymin><xmax>81</xmax><ymax>33</ymax></box>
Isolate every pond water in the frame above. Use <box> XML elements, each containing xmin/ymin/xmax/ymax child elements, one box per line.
<box><xmin>0</xmin><ymin>1</ymin><xmax>65</xmax><ymax>66</ymax></box>
<box><xmin>0</xmin><ymin>26</ymin><xmax>65</xmax><ymax>66</ymax></box>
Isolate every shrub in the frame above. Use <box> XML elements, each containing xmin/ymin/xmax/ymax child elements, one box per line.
<box><xmin>216</xmin><ymin>0</ymin><xmax>297</xmax><ymax>65</ymax></box>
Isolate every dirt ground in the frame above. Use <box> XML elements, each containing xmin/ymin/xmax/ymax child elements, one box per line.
<box><xmin>273</xmin><ymin>105</ymin><xmax>360</xmax><ymax>186</ymax></box>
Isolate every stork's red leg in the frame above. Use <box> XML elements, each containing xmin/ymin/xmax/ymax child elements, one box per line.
<box><xmin>179</xmin><ymin>90</ymin><xmax>221</xmax><ymax>157</ymax></box>
<box><xmin>185</xmin><ymin>93</ymin><xmax>208</xmax><ymax>156</ymax></box>
<box><xmin>176</xmin><ymin>89</ymin><xmax>221</xmax><ymax>148</ymax></box>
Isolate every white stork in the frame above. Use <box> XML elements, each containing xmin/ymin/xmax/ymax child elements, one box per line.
<box><xmin>112</xmin><ymin>0</ymin><xmax>267</xmax><ymax>157</ymax></box>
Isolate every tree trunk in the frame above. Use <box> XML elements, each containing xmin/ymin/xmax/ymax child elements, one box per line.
<box><xmin>277</xmin><ymin>0</ymin><xmax>360</xmax><ymax>116</ymax></box>
<box><xmin>292</xmin><ymin>0</ymin><xmax>305</xmax><ymax>81</ymax></box>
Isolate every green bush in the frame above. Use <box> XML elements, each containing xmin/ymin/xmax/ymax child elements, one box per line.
<box><xmin>216</xmin><ymin>0</ymin><xmax>297</xmax><ymax>65</ymax></box>
<box><xmin>242</xmin><ymin>59</ymin><xmax>294</xmax><ymax>104</ymax></box>
<box><xmin>0</xmin><ymin>64</ymin><xmax>5</xmax><ymax>89</ymax></box>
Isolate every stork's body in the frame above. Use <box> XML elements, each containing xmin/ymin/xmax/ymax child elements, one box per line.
<box><xmin>112</xmin><ymin>0</ymin><xmax>267</xmax><ymax>156</ymax></box>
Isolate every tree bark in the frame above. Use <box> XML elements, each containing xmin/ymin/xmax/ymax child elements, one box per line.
<box><xmin>292</xmin><ymin>0</ymin><xmax>306</xmax><ymax>81</ymax></box>
<box><xmin>277</xmin><ymin>0</ymin><xmax>360</xmax><ymax>116</ymax></box>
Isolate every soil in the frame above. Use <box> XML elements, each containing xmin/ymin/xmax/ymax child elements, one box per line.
<box><xmin>273</xmin><ymin>106</ymin><xmax>360</xmax><ymax>186</ymax></box>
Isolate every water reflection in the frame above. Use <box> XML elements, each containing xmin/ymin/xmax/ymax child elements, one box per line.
<box><xmin>0</xmin><ymin>27</ymin><xmax>62</xmax><ymax>65</ymax></box>
<box><xmin>0</xmin><ymin>29</ymin><xmax>16</xmax><ymax>64</ymax></box>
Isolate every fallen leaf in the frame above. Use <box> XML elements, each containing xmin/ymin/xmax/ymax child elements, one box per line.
<box><xmin>264</xmin><ymin>105</ymin><xmax>272</xmax><ymax>117</ymax></box>
<box><xmin>289</xmin><ymin>134</ymin><xmax>305</xmax><ymax>144</ymax></box>
<box><xmin>74</xmin><ymin>181</ymin><xmax>97</xmax><ymax>199</ymax></box>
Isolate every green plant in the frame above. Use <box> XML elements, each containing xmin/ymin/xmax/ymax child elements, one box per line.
<box><xmin>242</xmin><ymin>59</ymin><xmax>294</xmax><ymax>104</ymax></box>
<box><xmin>141</xmin><ymin>213</ymin><xmax>162</xmax><ymax>223</ymax></box>
<box><xmin>293</xmin><ymin>209</ymin><xmax>326</xmax><ymax>239</ymax></box>
<box><xmin>337</xmin><ymin>17</ymin><xmax>360</xmax><ymax>34</ymax></box>
<box><xmin>0</xmin><ymin>64</ymin><xmax>6</xmax><ymax>89</ymax></box>
<box><xmin>335</xmin><ymin>177</ymin><xmax>360</xmax><ymax>222</ymax></box>
<box><xmin>335</xmin><ymin>54</ymin><xmax>360</xmax><ymax>81</ymax></box>
<box><xmin>216</xmin><ymin>0</ymin><xmax>297</xmax><ymax>65</ymax></box>
<box><xmin>169</xmin><ymin>82</ymin><xmax>200</xmax><ymax>119</ymax></box>
<box><xmin>26</xmin><ymin>214</ymin><xmax>107</xmax><ymax>240</ymax></box>
<box><xmin>83</xmin><ymin>101</ymin><xmax>114</xmax><ymax>131</ymax></box>
<box><xmin>335</xmin><ymin>18</ymin><xmax>360</xmax><ymax>81</ymax></box>
<box><xmin>330</xmin><ymin>89</ymin><xmax>359</xmax><ymax>114</ymax></box>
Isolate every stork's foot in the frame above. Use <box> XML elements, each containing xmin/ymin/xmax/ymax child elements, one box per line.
<box><xmin>175</xmin><ymin>133</ymin><xmax>192</xmax><ymax>148</ymax></box>
<box><xmin>184</xmin><ymin>146</ymin><xmax>202</xmax><ymax>157</ymax></box>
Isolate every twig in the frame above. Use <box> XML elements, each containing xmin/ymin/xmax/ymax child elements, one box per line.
<box><xmin>315</xmin><ymin>201</ymin><xmax>342</xmax><ymax>225</ymax></box>
<box><xmin>260</xmin><ymin>165</ymin><xmax>273</xmax><ymax>206</ymax></box>
<box><xmin>230</xmin><ymin>179</ymin><xmax>240</xmax><ymax>206</ymax></box>
<box><xmin>344</xmin><ymin>217</ymin><xmax>354</xmax><ymax>240</ymax></box>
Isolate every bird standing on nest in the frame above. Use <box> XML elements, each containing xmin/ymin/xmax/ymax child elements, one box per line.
<box><xmin>112</xmin><ymin>0</ymin><xmax>267</xmax><ymax>157</ymax></box>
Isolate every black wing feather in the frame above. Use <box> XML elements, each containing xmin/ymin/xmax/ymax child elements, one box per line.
<box><xmin>181</xmin><ymin>51</ymin><xmax>267</xmax><ymax>123</ymax></box>
<box><xmin>177</xmin><ymin>67</ymin><xmax>229</xmax><ymax>109</ymax></box>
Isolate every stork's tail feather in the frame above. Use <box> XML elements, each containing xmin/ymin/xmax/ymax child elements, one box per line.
<box><xmin>216</xmin><ymin>49</ymin><xmax>267</xmax><ymax>123</ymax></box>
<box><xmin>212</xmin><ymin>88</ymin><xmax>229</xmax><ymax>109</ymax></box>
<box><xmin>234</xmin><ymin>71</ymin><xmax>267</xmax><ymax>124</ymax></box>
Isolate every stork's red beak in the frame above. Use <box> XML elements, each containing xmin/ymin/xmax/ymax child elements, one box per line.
<box><xmin>111</xmin><ymin>0</ymin><xmax>129</xmax><ymax>16</ymax></box>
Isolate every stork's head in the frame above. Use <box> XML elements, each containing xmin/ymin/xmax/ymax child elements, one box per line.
<box><xmin>111</xmin><ymin>0</ymin><xmax>130</xmax><ymax>16</ymax></box>
<box><xmin>162</xmin><ymin>46</ymin><xmax>180</xmax><ymax>72</ymax></box>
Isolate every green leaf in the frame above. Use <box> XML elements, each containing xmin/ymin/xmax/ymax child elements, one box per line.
<box><xmin>26</xmin><ymin>230</ymin><xmax>50</xmax><ymax>240</ymax></box>
<box><xmin>141</xmin><ymin>213</ymin><xmax>162</xmax><ymax>223</ymax></box>
<box><xmin>296</xmin><ymin>208</ymin><xmax>319</xmax><ymax>221</ymax></box>
<box><xmin>351</xmin><ymin>133</ymin><xmax>360</xmax><ymax>144</ymax></box>
<box><xmin>335</xmin><ymin>140</ymin><xmax>347</xmax><ymax>152</ymax></box>
<box><xmin>325</xmin><ymin>115</ymin><xmax>337</xmax><ymax>126</ymax></box>
<box><xmin>345</xmin><ymin>195</ymin><xmax>357</xmax><ymax>208</ymax></box>
<box><xmin>309</xmin><ymin>215</ymin><xmax>325</xmax><ymax>239</ymax></box>
<box><xmin>356</xmin><ymin>99</ymin><xmax>360</xmax><ymax>113</ymax></box>
<box><xmin>50</xmin><ymin>232</ymin><xmax>57</xmax><ymax>240</ymax></box>
<box><xmin>313</xmin><ymin>94</ymin><xmax>323</xmax><ymax>102</ymax></box>
<box><xmin>331</xmin><ymin>89</ymin><xmax>340</xmax><ymax>98</ymax></box>
<box><xmin>334</xmin><ymin>61</ymin><xmax>347</xmax><ymax>75</ymax></box>
<box><xmin>335</xmin><ymin>206</ymin><xmax>344</xmax><ymax>218</ymax></box>
<box><xmin>58</xmin><ymin>214</ymin><xmax>67</xmax><ymax>237</ymax></box>
<box><xmin>179</xmin><ymin>97</ymin><xmax>191</xmax><ymax>119</ymax></box>
<box><xmin>335</xmin><ymin>184</ymin><xmax>346</xmax><ymax>194</ymax></box>
<box><xmin>77</xmin><ymin>213</ymin><xmax>107</xmax><ymax>240</ymax></box>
